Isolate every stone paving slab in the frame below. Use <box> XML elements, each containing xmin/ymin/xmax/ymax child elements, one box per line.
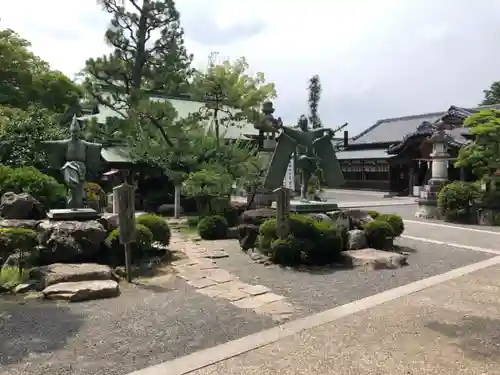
<box><xmin>170</xmin><ymin>232</ymin><xmax>295</xmax><ymax>322</ymax></box>
<box><xmin>188</xmin><ymin>262</ymin><xmax>500</xmax><ymax>375</ymax></box>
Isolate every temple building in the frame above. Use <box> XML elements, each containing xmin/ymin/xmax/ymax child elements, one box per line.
<box><xmin>336</xmin><ymin>104</ymin><xmax>500</xmax><ymax>195</ymax></box>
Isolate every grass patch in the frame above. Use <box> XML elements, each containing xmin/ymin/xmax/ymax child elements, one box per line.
<box><xmin>178</xmin><ymin>226</ymin><xmax>198</xmax><ymax>235</ymax></box>
<box><xmin>0</xmin><ymin>267</ymin><xmax>28</xmax><ymax>288</ymax></box>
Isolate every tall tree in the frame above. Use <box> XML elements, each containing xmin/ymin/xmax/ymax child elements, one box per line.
<box><xmin>0</xmin><ymin>28</ymin><xmax>81</xmax><ymax>113</ymax></box>
<box><xmin>481</xmin><ymin>81</ymin><xmax>500</xmax><ymax>106</ymax></box>
<box><xmin>84</xmin><ymin>0</ymin><xmax>193</xmax><ymax>109</ymax></box>
<box><xmin>83</xmin><ymin>0</ymin><xmax>195</xmax><ymax>163</ymax></box>
<box><xmin>190</xmin><ymin>53</ymin><xmax>277</xmax><ymax>119</ymax></box>
<box><xmin>307</xmin><ymin>74</ymin><xmax>322</xmax><ymax>128</ymax></box>
<box><xmin>455</xmin><ymin>109</ymin><xmax>500</xmax><ymax>180</ymax></box>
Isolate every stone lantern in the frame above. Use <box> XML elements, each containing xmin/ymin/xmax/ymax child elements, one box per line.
<box><xmin>415</xmin><ymin>122</ymin><xmax>451</xmax><ymax>218</ymax></box>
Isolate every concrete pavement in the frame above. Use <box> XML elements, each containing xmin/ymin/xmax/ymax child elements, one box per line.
<box><xmin>130</xmin><ymin>256</ymin><xmax>500</xmax><ymax>375</ymax></box>
<box><xmin>185</xmin><ymin>260</ymin><xmax>500</xmax><ymax>375</ymax></box>
<box><xmin>129</xmin><ymin>218</ymin><xmax>500</xmax><ymax>375</ymax></box>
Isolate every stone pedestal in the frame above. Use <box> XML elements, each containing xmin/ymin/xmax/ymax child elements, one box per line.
<box><xmin>247</xmin><ymin>189</ymin><xmax>275</xmax><ymax>209</ymax></box>
<box><xmin>272</xmin><ymin>199</ymin><xmax>338</xmax><ymax>213</ymax></box>
<box><xmin>47</xmin><ymin>208</ymin><xmax>101</xmax><ymax>221</ymax></box>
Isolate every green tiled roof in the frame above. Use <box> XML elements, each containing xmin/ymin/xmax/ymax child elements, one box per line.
<box><xmin>101</xmin><ymin>146</ymin><xmax>132</xmax><ymax>163</ymax></box>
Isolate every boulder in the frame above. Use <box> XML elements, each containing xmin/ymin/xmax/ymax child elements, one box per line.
<box><xmin>327</xmin><ymin>209</ymin><xmax>373</xmax><ymax>230</ymax></box>
<box><xmin>241</xmin><ymin>208</ymin><xmax>276</xmax><ymax>226</ymax></box>
<box><xmin>29</xmin><ymin>263</ymin><xmax>116</xmax><ymax>289</ymax></box>
<box><xmin>2</xmin><ymin>248</ymin><xmax>41</xmax><ymax>270</ymax></box>
<box><xmin>308</xmin><ymin>213</ymin><xmax>332</xmax><ymax>222</ymax></box>
<box><xmin>0</xmin><ymin>192</ymin><xmax>46</xmax><ymax>220</ymax></box>
<box><xmin>0</xmin><ymin>219</ymin><xmax>39</xmax><ymax>230</ymax></box>
<box><xmin>342</xmin><ymin>249</ymin><xmax>408</xmax><ymax>270</ymax></box>
<box><xmin>236</xmin><ymin>224</ymin><xmax>259</xmax><ymax>251</ymax></box>
<box><xmin>42</xmin><ymin>280</ymin><xmax>120</xmax><ymax>302</ymax></box>
<box><xmin>347</xmin><ymin>229</ymin><xmax>367</xmax><ymax>250</ymax></box>
<box><xmin>344</xmin><ymin>209</ymin><xmax>373</xmax><ymax>229</ymax></box>
<box><xmin>327</xmin><ymin>210</ymin><xmax>350</xmax><ymax>231</ymax></box>
<box><xmin>157</xmin><ymin>204</ymin><xmax>183</xmax><ymax>217</ymax></box>
<box><xmin>37</xmin><ymin>220</ymin><xmax>106</xmax><ymax>263</ymax></box>
<box><xmin>226</xmin><ymin>226</ymin><xmax>239</xmax><ymax>239</ymax></box>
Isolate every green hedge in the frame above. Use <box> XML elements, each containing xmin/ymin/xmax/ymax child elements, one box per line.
<box><xmin>437</xmin><ymin>181</ymin><xmax>479</xmax><ymax>222</ymax></box>
<box><xmin>258</xmin><ymin>214</ymin><xmax>343</xmax><ymax>266</ymax></box>
<box><xmin>0</xmin><ymin>165</ymin><xmax>66</xmax><ymax>209</ymax></box>
<box><xmin>377</xmin><ymin>213</ymin><xmax>404</xmax><ymax>237</ymax></box>
<box><xmin>136</xmin><ymin>214</ymin><xmax>171</xmax><ymax>246</ymax></box>
<box><xmin>197</xmin><ymin>215</ymin><xmax>228</xmax><ymax>240</ymax></box>
<box><xmin>105</xmin><ymin>224</ymin><xmax>153</xmax><ymax>265</ymax></box>
<box><xmin>364</xmin><ymin>220</ymin><xmax>393</xmax><ymax>249</ymax></box>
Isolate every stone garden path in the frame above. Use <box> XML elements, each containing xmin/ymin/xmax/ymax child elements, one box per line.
<box><xmin>170</xmin><ymin>232</ymin><xmax>295</xmax><ymax>322</ymax></box>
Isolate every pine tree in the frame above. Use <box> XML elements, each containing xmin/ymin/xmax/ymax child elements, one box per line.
<box><xmin>84</xmin><ymin>0</ymin><xmax>193</xmax><ymax>110</ymax></box>
<box><xmin>307</xmin><ymin>74</ymin><xmax>322</xmax><ymax>128</ymax></box>
<box><xmin>83</xmin><ymin>0</ymin><xmax>195</xmax><ymax>149</ymax></box>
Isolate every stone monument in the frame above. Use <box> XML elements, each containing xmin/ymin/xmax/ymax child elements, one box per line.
<box><xmin>263</xmin><ymin>113</ymin><xmax>346</xmax><ymax>213</ymax></box>
<box><xmin>41</xmin><ymin>116</ymin><xmax>103</xmax><ymax>220</ymax></box>
<box><xmin>415</xmin><ymin>122</ymin><xmax>450</xmax><ymax>219</ymax></box>
<box><xmin>248</xmin><ymin>101</ymin><xmax>284</xmax><ymax>208</ymax></box>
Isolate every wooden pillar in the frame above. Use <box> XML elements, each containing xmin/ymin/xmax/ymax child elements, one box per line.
<box><xmin>113</xmin><ymin>183</ymin><xmax>136</xmax><ymax>282</ymax></box>
<box><xmin>174</xmin><ymin>184</ymin><xmax>181</xmax><ymax>219</ymax></box>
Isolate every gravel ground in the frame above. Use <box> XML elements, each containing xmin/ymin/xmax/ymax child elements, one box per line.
<box><xmin>215</xmin><ymin>237</ymin><xmax>495</xmax><ymax>318</ymax></box>
<box><xmin>0</xmin><ymin>277</ymin><xmax>275</xmax><ymax>375</ymax></box>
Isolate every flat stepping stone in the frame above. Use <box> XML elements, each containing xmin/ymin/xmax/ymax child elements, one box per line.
<box><xmin>42</xmin><ymin>280</ymin><xmax>120</xmax><ymax>302</ymax></box>
<box><xmin>232</xmin><ymin>292</ymin><xmax>285</xmax><ymax>309</ymax></box>
<box><xmin>342</xmin><ymin>248</ymin><xmax>408</xmax><ymax>270</ymax></box>
<box><xmin>205</xmin><ymin>269</ymin><xmax>236</xmax><ymax>283</ymax></box>
<box><xmin>240</xmin><ymin>285</ymin><xmax>270</xmax><ymax>296</ymax></box>
<box><xmin>186</xmin><ymin>278</ymin><xmax>217</xmax><ymax>289</ymax></box>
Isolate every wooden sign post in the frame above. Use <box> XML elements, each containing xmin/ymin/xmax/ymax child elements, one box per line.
<box><xmin>113</xmin><ymin>183</ymin><xmax>136</xmax><ymax>282</ymax></box>
<box><xmin>273</xmin><ymin>187</ymin><xmax>292</xmax><ymax>238</ymax></box>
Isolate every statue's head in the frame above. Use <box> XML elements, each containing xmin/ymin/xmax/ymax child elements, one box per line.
<box><xmin>298</xmin><ymin>115</ymin><xmax>308</xmax><ymax>131</ymax></box>
<box><xmin>69</xmin><ymin>116</ymin><xmax>82</xmax><ymax>141</ymax></box>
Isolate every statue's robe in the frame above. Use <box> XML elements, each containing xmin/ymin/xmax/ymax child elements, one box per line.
<box><xmin>41</xmin><ymin>139</ymin><xmax>102</xmax><ymax>207</ymax></box>
<box><xmin>263</xmin><ymin>129</ymin><xmax>344</xmax><ymax>191</ymax></box>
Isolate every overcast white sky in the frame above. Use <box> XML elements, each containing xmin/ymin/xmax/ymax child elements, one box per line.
<box><xmin>3</xmin><ymin>0</ymin><xmax>500</xmax><ymax>135</ymax></box>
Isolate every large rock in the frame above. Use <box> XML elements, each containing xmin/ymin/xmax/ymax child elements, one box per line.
<box><xmin>29</xmin><ymin>263</ymin><xmax>116</xmax><ymax>288</ymax></box>
<box><xmin>0</xmin><ymin>219</ymin><xmax>39</xmax><ymax>230</ymax></box>
<box><xmin>308</xmin><ymin>213</ymin><xmax>332</xmax><ymax>222</ymax></box>
<box><xmin>342</xmin><ymin>249</ymin><xmax>407</xmax><ymax>270</ymax></box>
<box><xmin>327</xmin><ymin>209</ymin><xmax>373</xmax><ymax>230</ymax></box>
<box><xmin>241</xmin><ymin>208</ymin><xmax>276</xmax><ymax>226</ymax></box>
<box><xmin>37</xmin><ymin>220</ymin><xmax>106</xmax><ymax>263</ymax></box>
<box><xmin>347</xmin><ymin>229</ymin><xmax>367</xmax><ymax>250</ymax></box>
<box><xmin>42</xmin><ymin>280</ymin><xmax>120</xmax><ymax>302</ymax></box>
<box><xmin>0</xmin><ymin>192</ymin><xmax>46</xmax><ymax>220</ymax></box>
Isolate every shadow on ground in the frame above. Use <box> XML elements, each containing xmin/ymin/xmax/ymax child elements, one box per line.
<box><xmin>0</xmin><ymin>297</ymin><xmax>84</xmax><ymax>366</ymax></box>
<box><xmin>426</xmin><ymin>316</ymin><xmax>500</xmax><ymax>360</ymax></box>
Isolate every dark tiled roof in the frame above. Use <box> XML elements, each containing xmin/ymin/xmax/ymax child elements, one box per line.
<box><xmin>350</xmin><ymin>112</ymin><xmax>443</xmax><ymax>145</ymax></box>
<box><xmin>351</xmin><ymin>103</ymin><xmax>500</xmax><ymax>146</ymax></box>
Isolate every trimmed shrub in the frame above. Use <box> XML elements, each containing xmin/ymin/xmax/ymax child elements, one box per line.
<box><xmin>197</xmin><ymin>215</ymin><xmax>228</xmax><ymax>240</ymax></box>
<box><xmin>84</xmin><ymin>182</ymin><xmax>106</xmax><ymax>211</ymax></box>
<box><xmin>437</xmin><ymin>181</ymin><xmax>479</xmax><ymax>222</ymax></box>
<box><xmin>136</xmin><ymin>214</ymin><xmax>171</xmax><ymax>246</ymax></box>
<box><xmin>377</xmin><ymin>213</ymin><xmax>404</xmax><ymax>237</ymax></box>
<box><xmin>258</xmin><ymin>214</ymin><xmax>343</xmax><ymax>266</ymax></box>
<box><xmin>270</xmin><ymin>237</ymin><xmax>302</xmax><ymax>266</ymax></box>
<box><xmin>367</xmin><ymin>210</ymin><xmax>380</xmax><ymax>219</ymax></box>
<box><xmin>0</xmin><ymin>165</ymin><xmax>66</xmax><ymax>209</ymax></box>
<box><xmin>364</xmin><ymin>220</ymin><xmax>393</xmax><ymax>249</ymax></box>
<box><xmin>105</xmin><ymin>224</ymin><xmax>153</xmax><ymax>265</ymax></box>
<box><xmin>306</xmin><ymin>220</ymin><xmax>343</xmax><ymax>264</ymax></box>
<box><xmin>495</xmin><ymin>213</ymin><xmax>500</xmax><ymax>226</ymax></box>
